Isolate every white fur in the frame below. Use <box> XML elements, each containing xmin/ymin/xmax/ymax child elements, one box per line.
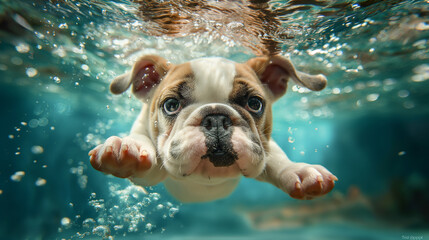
<box><xmin>162</xmin><ymin>126</ymin><xmax>207</xmax><ymax>177</ymax></box>
<box><xmin>191</xmin><ymin>58</ymin><xmax>236</xmax><ymax>103</ymax></box>
<box><xmin>231</xmin><ymin>127</ymin><xmax>265</xmax><ymax>178</ymax></box>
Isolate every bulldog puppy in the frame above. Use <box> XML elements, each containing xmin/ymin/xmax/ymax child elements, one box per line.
<box><xmin>89</xmin><ymin>55</ymin><xmax>337</xmax><ymax>202</ymax></box>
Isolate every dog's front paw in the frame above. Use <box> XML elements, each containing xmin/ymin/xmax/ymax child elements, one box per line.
<box><xmin>88</xmin><ymin>136</ymin><xmax>153</xmax><ymax>178</ymax></box>
<box><xmin>280</xmin><ymin>163</ymin><xmax>337</xmax><ymax>200</ymax></box>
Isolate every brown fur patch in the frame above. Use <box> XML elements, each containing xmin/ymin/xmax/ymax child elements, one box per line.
<box><xmin>149</xmin><ymin>62</ymin><xmax>195</xmax><ymax>139</ymax></box>
<box><xmin>229</xmin><ymin>63</ymin><xmax>273</xmax><ymax>150</ymax></box>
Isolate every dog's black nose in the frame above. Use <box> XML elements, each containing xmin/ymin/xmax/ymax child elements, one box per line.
<box><xmin>201</xmin><ymin>114</ymin><xmax>232</xmax><ymax>134</ymax></box>
<box><xmin>201</xmin><ymin>114</ymin><xmax>237</xmax><ymax>167</ymax></box>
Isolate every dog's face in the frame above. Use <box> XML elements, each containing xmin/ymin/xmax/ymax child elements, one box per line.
<box><xmin>110</xmin><ymin>55</ymin><xmax>326</xmax><ymax>183</ymax></box>
<box><xmin>152</xmin><ymin>58</ymin><xmax>272</xmax><ymax>183</ymax></box>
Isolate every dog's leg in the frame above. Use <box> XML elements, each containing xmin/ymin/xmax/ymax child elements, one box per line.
<box><xmin>89</xmin><ymin>133</ymin><xmax>167</xmax><ymax>186</ymax></box>
<box><xmin>257</xmin><ymin>140</ymin><xmax>337</xmax><ymax>199</ymax></box>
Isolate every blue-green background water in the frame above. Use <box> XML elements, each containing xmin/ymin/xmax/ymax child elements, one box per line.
<box><xmin>1</xmin><ymin>0</ymin><xmax>429</xmax><ymax>239</ymax></box>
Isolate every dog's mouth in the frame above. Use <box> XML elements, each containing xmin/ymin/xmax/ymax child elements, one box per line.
<box><xmin>183</xmin><ymin>155</ymin><xmax>242</xmax><ymax>183</ymax></box>
<box><xmin>201</xmin><ymin>148</ymin><xmax>238</xmax><ymax>167</ymax></box>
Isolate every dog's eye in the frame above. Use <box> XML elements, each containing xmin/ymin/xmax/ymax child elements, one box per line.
<box><xmin>163</xmin><ymin>98</ymin><xmax>181</xmax><ymax>115</ymax></box>
<box><xmin>246</xmin><ymin>96</ymin><xmax>264</xmax><ymax>114</ymax></box>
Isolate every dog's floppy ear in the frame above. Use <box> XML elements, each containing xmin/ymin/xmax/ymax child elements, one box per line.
<box><xmin>110</xmin><ymin>55</ymin><xmax>170</xmax><ymax>100</ymax></box>
<box><xmin>246</xmin><ymin>55</ymin><xmax>327</xmax><ymax>101</ymax></box>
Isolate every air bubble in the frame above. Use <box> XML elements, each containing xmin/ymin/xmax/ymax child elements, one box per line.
<box><xmin>53</xmin><ymin>46</ymin><xmax>67</xmax><ymax>58</ymax></box>
<box><xmin>132</xmin><ymin>192</ymin><xmax>139</xmax><ymax>199</ymax></box>
<box><xmin>35</xmin><ymin>31</ymin><xmax>45</xmax><ymax>39</ymax></box>
<box><xmin>53</xmin><ymin>76</ymin><xmax>61</xmax><ymax>83</ymax></box>
<box><xmin>26</xmin><ymin>67</ymin><xmax>38</xmax><ymax>77</ymax></box>
<box><xmin>35</xmin><ymin>177</ymin><xmax>47</xmax><ymax>186</ymax></box>
<box><xmin>58</xmin><ymin>23</ymin><xmax>68</xmax><ymax>29</ymax></box>
<box><xmin>61</xmin><ymin>217</ymin><xmax>71</xmax><ymax>227</ymax></box>
<box><xmin>113</xmin><ymin>225</ymin><xmax>123</xmax><ymax>231</ymax></box>
<box><xmin>11</xmin><ymin>171</ymin><xmax>25</xmax><ymax>182</ymax></box>
<box><xmin>411</xmin><ymin>64</ymin><xmax>429</xmax><ymax>82</ymax></box>
<box><xmin>91</xmin><ymin>200</ymin><xmax>105</xmax><ymax>212</ymax></box>
<box><xmin>332</xmin><ymin>88</ymin><xmax>341</xmax><ymax>94</ymax></box>
<box><xmin>31</xmin><ymin>145</ymin><xmax>44</xmax><ymax>154</ymax></box>
<box><xmin>15</xmin><ymin>42</ymin><xmax>30</xmax><ymax>53</ymax></box>
<box><xmin>92</xmin><ymin>225</ymin><xmax>110</xmax><ymax>237</ymax></box>
<box><xmin>81</xmin><ymin>64</ymin><xmax>89</xmax><ymax>71</ymax></box>
<box><xmin>82</xmin><ymin>218</ymin><xmax>96</xmax><ymax>228</ymax></box>
<box><xmin>156</xmin><ymin>204</ymin><xmax>164</xmax><ymax>210</ymax></box>
<box><xmin>142</xmin><ymin>197</ymin><xmax>151</xmax><ymax>206</ymax></box>
<box><xmin>29</xmin><ymin>119</ymin><xmax>39</xmax><ymax>128</ymax></box>
<box><xmin>149</xmin><ymin>193</ymin><xmax>160</xmax><ymax>201</ymax></box>
<box><xmin>343</xmin><ymin>86</ymin><xmax>353</xmax><ymax>93</ymax></box>
<box><xmin>367</xmin><ymin>80</ymin><xmax>380</xmax><ymax>87</ymax></box>
<box><xmin>366</xmin><ymin>93</ymin><xmax>379</xmax><ymax>102</ymax></box>
<box><xmin>145</xmin><ymin>223</ymin><xmax>153</xmax><ymax>231</ymax></box>
<box><xmin>383</xmin><ymin>79</ymin><xmax>397</xmax><ymax>86</ymax></box>
<box><xmin>39</xmin><ymin>118</ymin><xmax>48</xmax><ymax>127</ymax></box>
<box><xmin>168</xmin><ymin>207</ymin><xmax>179</xmax><ymax>217</ymax></box>
<box><xmin>398</xmin><ymin>90</ymin><xmax>410</xmax><ymax>98</ymax></box>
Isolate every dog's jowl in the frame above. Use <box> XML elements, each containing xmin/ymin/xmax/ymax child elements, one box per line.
<box><xmin>89</xmin><ymin>55</ymin><xmax>337</xmax><ymax>202</ymax></box>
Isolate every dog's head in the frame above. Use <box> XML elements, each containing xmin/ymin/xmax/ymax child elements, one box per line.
<box><xmin>110</xmin><ymin>55</ymin><xmax>327</xmax><ymax>183</ymax></box>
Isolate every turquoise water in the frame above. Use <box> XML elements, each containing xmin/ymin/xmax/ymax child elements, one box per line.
<box><xmin>1</xmin><ymin>0</ymin><xmax>429</xmax><ymax>239</ymax></box>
